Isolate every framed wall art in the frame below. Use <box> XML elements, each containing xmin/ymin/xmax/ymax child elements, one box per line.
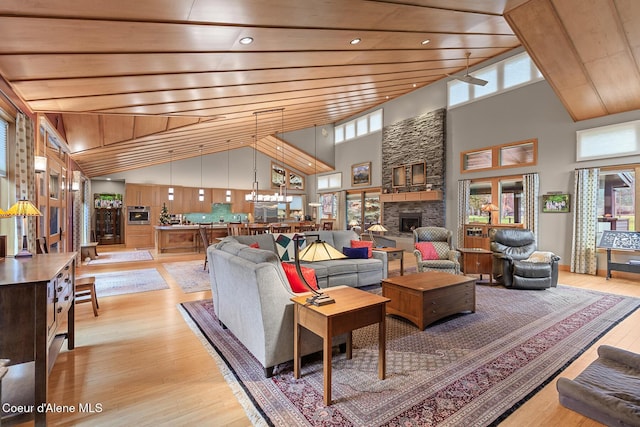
<box><xmin>542</xmin><ymin>193</ymin><xmax>571</xmax><ymax>213</ymax></box>
<box><xmin>392</xmin><ymin>165</ymin><xmax>406</xmax><ymax>187</ymax></box>
<box><xmin>288</xmin><ymin>171</ymin><xmax>304</xmax><ymax>190</ymax></box>
<box><xmin>271</xmin><ymin>163</ymin><xmax>287</xmax><ymax>189</ymax></box>
<box><xmin>410</xmin><ymin>162</ymin><xmax>426</xmax><ymax>186</ymax></box>
<box><xmin>351</xmin><ymin>162</ymin><xmax>371</xmax><ymax>186</ymax></box>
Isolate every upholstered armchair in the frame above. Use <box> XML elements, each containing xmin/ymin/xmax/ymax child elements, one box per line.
<box><xmin>412</xmin><ymin>227</ymin><xmax>460</xmax><ymax>274</ymax></box>
<box><xmin>490</xmin><ymin>228</ymin><xmax>560</xmax><ymax>289</ymax></box>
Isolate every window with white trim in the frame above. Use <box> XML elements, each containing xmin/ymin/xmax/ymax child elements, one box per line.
<box><xmin>448</xmin><ymin>51</ymin><xmax>543</xmax><ymax>108</ymax></box>
<box><xmin>317</xmin><ymin>172</ymin><xmax>342</xmax><ymax>190</ymax></box>
<box><xmin>577</xmin><ymin>120</ymin><xmax>640</xmax><ymax>161</ymax></box>
<box><xmin>334</xmin><ymin>109</ymin><xmax>383</xmax><ymax>144</ymax></box>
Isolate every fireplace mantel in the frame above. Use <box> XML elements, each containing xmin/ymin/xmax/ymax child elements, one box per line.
<box><xmin>380</xmin><ymin>190</ymin><xmax>442</xmax><ymax>203</ymax></box>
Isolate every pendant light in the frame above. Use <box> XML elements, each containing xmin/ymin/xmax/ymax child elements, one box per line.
<box><xmin>198</xmin><ymin>145</ymin><xmax>205</xmax><ymax>202</ymax></box>
<box><xmin>309</xmin><ymin>125</ymin><xmax>322</xmax><ymax>208</ymax></box>
<box><xmin>168</xmin><ymin>150</ymin><xmax>174</xmax><ymax>202</ymax></box>
<box><xmin>276</xmin><ymin>108</ymin><xmax>293</xmax><ymax>203</ymax></box>
<box><xmin>245</xmin><ymin>113</ymin><xmax>259</xmax><ymax>202</ymax></box>
<box><xmin>225</xmin><ymin>139</ymin><xmax>232</xmax><ymax>203</ymax></box>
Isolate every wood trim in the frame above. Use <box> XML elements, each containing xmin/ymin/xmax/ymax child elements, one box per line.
<box><xmin>460</xmin><ymin>138</ymin><xmax>537</xmax><ymax>174</ymax></box>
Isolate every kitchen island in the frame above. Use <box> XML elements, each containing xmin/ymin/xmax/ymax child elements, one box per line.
<box><xmin>155</xmin><ymin>224</ymin><xmax>228</xmax><ymax>253</ymax></box>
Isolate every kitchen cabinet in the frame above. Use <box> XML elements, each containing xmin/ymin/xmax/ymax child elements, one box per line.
<box><xmin>125</xmin><ymin>183</ymin><xmax>154</xmax><ymax>207</ymax></box>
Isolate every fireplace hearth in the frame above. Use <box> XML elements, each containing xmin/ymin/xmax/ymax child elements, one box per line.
<box><xmin>399</xmin><ymin>212</ymin><xmax>422</xmax><ymax>233</ymax></box>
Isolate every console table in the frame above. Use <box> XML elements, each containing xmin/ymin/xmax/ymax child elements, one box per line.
<box><xmin>0</xmin><ymin>253</ymin><xmax>76</xmax><ymax>426</ymax></box>
<box><xmin>597</xmin><ymin>230</ymin><xmax>640</xmax><ymax>279</ymax></box>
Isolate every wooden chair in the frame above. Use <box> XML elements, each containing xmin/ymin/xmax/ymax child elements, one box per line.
<box><xmin>36</xmin><ymin>236</ymin><xmax>48</xmax><ymax>254</ymax></box>
<box><xmin>75</xmin><ymin>276</ymin><xmax>99</xmax><ymax>317</ymax></box>
<box><xmin>227</xmin><ymin>222</ymin><xmax>248</xmax><ymax>236</ymax></box>
<box><xmin>199</xmin><ymin>226</ymin><xmax>210</xmax><ymax>271</ymax></box>
<box><xmin>248</xmin><ymin>224</ymin><xmax>269</xmax><ymax>235</ymax></box>
<box><xmin>321</xmin><ymin>220</ymin><xmax>334</xmax><ymax>230</ymax></box>
<box><xmin>269</xmin><ymin>223</ymin><xmax>291</xmax><ymax>233</ymax></box>
<box><xmin>296</xmin><ymin>223</ymin><xmax>317</xmax><ymax>232</ymax></box>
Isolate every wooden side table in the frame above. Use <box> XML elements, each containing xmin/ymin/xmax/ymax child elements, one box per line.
<box><xmin>458</xmin><ymin>247</ymin><xmax>493</xmax><ymax>284</ymax></box>
<box><xmin>373</xmin><ymin>247</ymin><xmax>404</xmax><ymax>275</ymax></box>
<box><xmin>291</xmin><ymin>286</ymin><xmax>389</xmax><ymax>405</ymax></box>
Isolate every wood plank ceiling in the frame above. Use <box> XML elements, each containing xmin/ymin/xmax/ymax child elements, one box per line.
<box><xmin>0</xmin><ymin>0</ymin><xmax>636</xmax><ymax>178</ymax></box>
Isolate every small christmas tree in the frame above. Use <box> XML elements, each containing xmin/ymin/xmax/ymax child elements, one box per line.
<box><xmin>159</xmin><ymin>202</ymin><xmax>171</xmax><ymax>225</ymax></box>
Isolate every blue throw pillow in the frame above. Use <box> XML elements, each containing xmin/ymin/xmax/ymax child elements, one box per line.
<box><xmin>342</xmin><ymin>246</ymin><xmax>368</xmax><ymax>259</ymax></box>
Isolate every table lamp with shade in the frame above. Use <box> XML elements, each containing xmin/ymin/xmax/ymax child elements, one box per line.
<box><xmin>367</xmin><ymin>223</ymin><xmax>388</xmax><ymax>247</ymax></box>
<box><xmin>293</xmin><ymin>234</ymin><xmax>346</xmax><ymax>306</ymax></box>
<box><xmin>482</xmin><ymin>203</ymin><xmax>499</xmax><ymax>224</ymax></box>
<box><xmin>6</xmin><ymin>199</ymin><xmax>42</xmax><ymax>258</ymax></box>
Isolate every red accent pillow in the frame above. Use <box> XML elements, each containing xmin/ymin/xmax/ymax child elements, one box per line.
<box><xmin>415</xmin><ymin>242</ymin><xmax>439</xmax><ymax>260</ymax></box>
<box><xmin>351</xmin><ymin>240</ymin><xmax>373</xmax><ymax>258</ymax></box>
<box><xmin>281</xmin><ymin>262</ymin><xmax>318</xmax><ymax>293</ymax></box>
<box><xmin>249</xmin><ymin>242</ymin><xmax>260</xmax><ymax>248</ymax></box>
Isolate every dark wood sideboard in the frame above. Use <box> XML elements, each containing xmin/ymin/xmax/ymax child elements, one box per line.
<box><xmin>0</xmin><ymin>253</ymin><xmax>76</xmax><ymax>426</ymax></box>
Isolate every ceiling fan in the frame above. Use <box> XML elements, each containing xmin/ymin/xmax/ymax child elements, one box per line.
<box><xmin>449</xmin><ymin>52</ymin><xmax>488</xmax><ymax>86</ymax></box>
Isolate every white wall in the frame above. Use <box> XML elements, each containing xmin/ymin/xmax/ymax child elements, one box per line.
<box><xmin>447</xmin><ymin>80</ymin><xmax>640</xmax><ymax>262</ymax></box>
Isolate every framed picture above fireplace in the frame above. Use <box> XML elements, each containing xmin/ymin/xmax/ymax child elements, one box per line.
<box><xmin>410</xmin><ymin>162</ymin><xmax>426</xmax><ymax>186</ymax></box>
<box><xmin>392</xmin><ymin>165</ymin><xmax>406</xmax><ymax>187</ymax></box>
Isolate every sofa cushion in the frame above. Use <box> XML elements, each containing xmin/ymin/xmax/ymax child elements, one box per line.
<box><xmin>281</xmin><ymin>262</ymin><xmax>318</xmax><ymax>293</ymax></box>
<box><xmin>217</xmin><ymin>238</ymin><xmax>251</xmax><ymax>256</ymax></box>
<box><xmin>233</xmin><ymin>234</ymin><xmax>278</xmax><ymax>253</ymax></box>
<box><xmin>349</xmin><ymin>258</ymin><xmax>383</xmax><ymax>273</ymax></box>
<box><xmin>311</xmin><ymin>260</ymin><xmax>358</xmax><ymax>275</ymax></box>
<box><xmin>274</xmin><ymin>233</ymin><xmax>304</xmax><ymax>261</ymax></box>
<box><xmin>343</xmin><ymin>246</ymin><xmax>368</xmax><ymax>259</ymax></box>
<box><xmin>237</xmin><ymin>247</ymin><xmax>281</xmax><ymax>264</ymax></box>
<box><xmin>415</xmin><ymin>242</ymin><xmax>439</xmax><ymax>260</ymax></box>
<box><xmin>351</xmin><ymin>240</ymin><xmax>373</xmax><ymax>258</ymax></box>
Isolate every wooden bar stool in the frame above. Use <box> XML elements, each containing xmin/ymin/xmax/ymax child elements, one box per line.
<box><xmin>76</xmin><ymin>276</ymin><xmax>99</xmax><ymax>316</ymax></box>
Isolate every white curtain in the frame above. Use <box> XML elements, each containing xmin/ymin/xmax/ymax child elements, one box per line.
<box><xmin>457</xmin><ymin>180</ymin><xmax>470</xmax><ymax>248</ymax></box>
<box><xmin>571</xmin><ymin>168</ymin><xmax>599</xmax><ymax>274</ymax></box>
<box><xmin>523</xmin><ymin>173</ymin><xmax>539</xmax><ymax>243</ymax></box>
<box><xmin>335</xmin><ymin>190</ymin><xmax>346</xmax><ymax>230</ymax></box>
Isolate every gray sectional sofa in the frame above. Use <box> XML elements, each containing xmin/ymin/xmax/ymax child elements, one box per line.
<box><xmin>206</xmin><ymin>230</ymin><xmax>388</xmax><ymax>377</ymax></box>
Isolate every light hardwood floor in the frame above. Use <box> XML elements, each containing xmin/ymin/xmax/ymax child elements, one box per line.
<box><xmin>24</xmin><ymin>247</ymin><xmax>640</xmax><ymax>426</ymax></box>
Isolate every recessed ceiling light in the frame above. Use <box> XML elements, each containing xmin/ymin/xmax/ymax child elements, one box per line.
<box><xmin>350</xmin><ymin>38</ymin><xmax>361</xmax><ymax>45</ymax></box>
<box><xmin>308</xmin><ymin>162</ymin><xmax>312</xmax><ymax>166</ymax></box>
<box><xmin>385</xmin><ymin>96</ymin><xmax>390</xmax><ymax>99</ymax></box>
<box><xmin>421</xmin><ymin>39</ymin><xmax>430</xmax><ymax>45</ymax></box>
<box><xmin>413</xmin><ymin>83</ymin><xmax>417</xmax><ymax>88</ymax></box>
<box><xmin>239</xmin><ymin>37</ymin><xmax>254</xmax><ymax>45</ymax></box>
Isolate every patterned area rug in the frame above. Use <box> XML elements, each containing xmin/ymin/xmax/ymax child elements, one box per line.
<box><xmin>179</xmin><ymin>285</ymin><xmax>638</xmax><ymax>427</ymax></box>
<box><xmin>93</xmin><ymin>268</ymin><xmax>169</xmax><ymax>297</ymax></box>
<box><xmin>162</xmin><ymin>260</ymin><xmax>210</xmax><ymax>293</ymax></box>
<box><xmin>86</xmin><ymin>250</ymin><xmax>153</xmax><ymax>265</ymax></box>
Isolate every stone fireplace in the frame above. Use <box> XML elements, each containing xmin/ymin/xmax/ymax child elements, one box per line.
<box><xmin>382</xmin><ymin>108</ymin><xmax>446</xmax><ymax>236</ymax></box>
<box><xmin>399</xmin><ymin>212</ymin><xmax>422</xmax><ymax>233</ymax></box>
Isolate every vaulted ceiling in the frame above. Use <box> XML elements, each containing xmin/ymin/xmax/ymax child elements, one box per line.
<box><xmin>0</xmin><ymin>0</ymin><xmax>637</xmax><ymax>178</ymax></box>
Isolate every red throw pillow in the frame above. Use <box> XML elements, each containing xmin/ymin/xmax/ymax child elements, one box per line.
<box><xmin>351</xmin><ymin>240</ymin><xmax>373</xmax><ymax>258</ymax></box>
<box><xmin>249</xmin><ymin>242</ymin><xmax>260</xmax><ymax>248</ymax></box>
<box><xmin>281</xmin><ymin>262</ymin><xmax>318</xmax><ymax>293</ymax></box>
<box><xmin>415</xmin><ymin>242</ymin><xmax>439</xmax><ymax>260</ymax></box>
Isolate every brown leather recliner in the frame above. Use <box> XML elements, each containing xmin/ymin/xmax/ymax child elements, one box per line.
<box><xmin>490</xmin><ymin>228</ymin><xmax>560</xmax><ymax>289</ymax></box>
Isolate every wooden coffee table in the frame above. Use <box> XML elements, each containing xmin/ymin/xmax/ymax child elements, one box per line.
<box><xmin>382</xmin><ymin>271</ymin><xmax>475</xmax><ymax>329</ymax></box>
